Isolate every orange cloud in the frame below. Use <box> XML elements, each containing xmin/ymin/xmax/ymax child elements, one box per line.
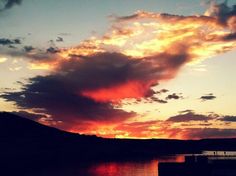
<box><xmin>58</xmin><ymin>6</ymin><xmax>236</xmax><ymax>61</ymax></box>
<box><xmin>64</xmin><ymin>111</ymin><xmax>236</xmax><ymax>139</ymax></box>
<box><xmin>81</xmin><ymin>80</ymin><xmax>155</xmax><ymax>103</ymax></box>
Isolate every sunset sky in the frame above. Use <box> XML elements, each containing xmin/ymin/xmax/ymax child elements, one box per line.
<box><xmin>0</xmin><ymin>0</ymin><xmax>236</xmax><ymax>139</ymax></box>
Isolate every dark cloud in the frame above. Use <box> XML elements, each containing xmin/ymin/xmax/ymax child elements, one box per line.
<box><xmin>219</xmin><ymin>115</ymin><xmax>236</xmax><ymax>122</ymax></box>
<box><xmin>166</xmin><ymin>93</ymin><xmax>183</xmax><ymax>100</ymax></box>
<box><xmin>23</xmin><ymin>46</ymin><xmax>35</xmax><ymax>52</ymax></box>
<box><xmin>56</xmin><ymin>37</ymin><xmax>63</xmax><ymax>42</ymax></box>
<box><xmin>60</xmin><ymin>52</ymin><xmax>157</xmax><ymax>92</ymax></box>
<box><xmin>2</xmin><ymin>77</ymin><xmax>136</xmax><ymax>130</ymax></box>
<box><xmin>155</xmin><ymin>89</ymin><xmax>169</xmax><ymax>94</ymax></box>
<box><xmin>0</xmin><ymin>0</ymin><xmax>22</xmax><ymax>11</ymax></box>
<box><xmin>205</xmin><ymin>1</ymin><xmax>236</xmax><ymax>28</ymax></box>
<box><xmin>8</xmin><ymin>45</ymin><xmax>17</xmax><ymax>49</ymax></box>
<box><xmin>0</xmin><ymin>45</ymin><xmax>58</xmax><ymax>62</ymax></box>
<box><xmin>200</xmin><ymin>93</ymin><xmax>216</xmax><ymax>101</ymax></box>
<box><xmin>112</xmin><ymin>13</ymin><xmax>140</xmax><ymax>22</ymax></box>
<box><xmin>181</xmin><ymin>122</ymin><xmax>212</xmax><ymax>127</ymax></box>
<box><xmin>150</xmin><ymin>97</ymin><xmax>167</xmax><ymax>104</ymax></box>
<box><xmin>222</xmin><ymin>32</ymin><xmax>236</xmax><ymax>41</ymax></box>
<box><xmin>0</xmin><ymin>38</ymin><xmax>21</xmax><ymax>46</ymax></box>
<box><xmin>1</xmin><ymin>50</ymin><xmax>192</xmax><ymax>129</ymax></box>
<box><xmin>46</xmin><ymin>47</ymin><xmax>60</xmax><ymax>54</ymax></box>
<box><xmin>166</xmin><ymin>112</ymin><xmax>214</xmax><ymax>122</ymax></box>
<box><xmin>182</xmin><ymin>128</ymin><xmax>236</xmax><ymax>139</ymax></box>
<box><xmin>60</xmin><ymin>52</ymin><xmax>189</xmax><ymax>96</ymax></box>
<box><xmin>178</xmin><ymin>109</ymin><xmax>193</xmax><ymax>114</ymax></box>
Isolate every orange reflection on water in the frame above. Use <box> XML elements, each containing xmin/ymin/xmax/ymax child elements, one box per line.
<box><xmin>87</xmin><ymin>155</ymin><xmax>185</xmax><ymax>176</ymax></box>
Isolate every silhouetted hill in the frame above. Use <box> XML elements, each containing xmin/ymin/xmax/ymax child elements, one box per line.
<box><xmin>0</xmin><ymin>112</ymin><xmax>67</xmax><ymax>138</ymax></box>
<box><xmin>0</xmin><ymin>112</ymin><xmax>236</xmax><ymax>174</ymax></box>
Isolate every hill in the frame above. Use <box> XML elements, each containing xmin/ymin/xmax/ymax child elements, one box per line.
<box><xmin>0</xmin><ymin>112</ymin><xmax>236</xmax><ymax>173</ymax></box>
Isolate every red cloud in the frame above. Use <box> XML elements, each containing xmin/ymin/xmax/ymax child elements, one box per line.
<box><xmin>81</xmin><ymin>80</ymin><xmax>155</xmax><ymax>103</ymax></box>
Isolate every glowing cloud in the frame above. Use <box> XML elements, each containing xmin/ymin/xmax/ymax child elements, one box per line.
<box><xmin>0</xmin><ymin>57</ymin><xmax>7</xmax><ymax>63</ymax></box>
<box><xmin>45</xmin><ymin>1</ymin><xmax>236</xmax><ymax>103</ymax></box>
<box><xmin>59</xmin><ymin>3</ymin><xmax>236</xmax><ymax>61</ymax></box>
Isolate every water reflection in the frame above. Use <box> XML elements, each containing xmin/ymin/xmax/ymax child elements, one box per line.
<box><xmin>32</xmin><ymin>155</ymin><xmax>184</xmax><ymax>176</ymax></box>
<box><xmin>88</xmin><ymin>160</ymin><xmax>159</xmax><ymax>176</ymax></box>
<box><xmin>87</xmin><ymin>155</ymin><xmax>184</xmax><ymax>176</ymax></box>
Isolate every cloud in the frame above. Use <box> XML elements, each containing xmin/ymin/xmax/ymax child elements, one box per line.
<box><xmin>219</xmin><ymin>115</ymin><xmax>236</xmax><ymax>122</ymax></box>
<box><xmin>61</xmin><ymin>52</ymin><xmax>189</xmax><ymax>103</ymax></box>
<box><xmin>2</xmin><ymin>53</ymin><xmax>143</xmax><ymax>129</ymax></box>
<box><xmin>156</xmin><ymin>89</ymin><xmax>169</xmax><ymax>94</ymax></box>
<box><xmin>165</xmin><ymin>93</ymin><xmax>183</xmax><ymax>100</ymax></box>
<box><xmin>113</xmin><ymin>119</ymin><xmax>236</xmax><ymax>139</ymax></box>
<box><xmin>0</xmin><ymin>0</ymin><xmax>22</xmax><ymax>11</ymax></box>
<box><xmin>4</xmin><ymin>2</ymin><xmax>236</xmax><ymax>68</ymax></box>
<box><xmin>23</xmin><ymin>46</ymin><xmax>35</xmax><ymax>52</ymax></box>
<box><xmin>166</xmin><ymin>112</ymin><xmax>214</xmax><ymax>122</ymax></box>
<box><xmin>46</xmin><ymin>47</ymin><xmax>60</xmax><ymax>54</ymax></box>
<box><xmin>114</xmin><ymin>120</ymin><xmax>165</xmax><ymax>138</ymax></box>
<box><xmin>56</xmin><ymin>37</ymin><xmax>63</xmax><ymax>42</ymax></box>
<box><xmin>182</xmin><ymin>128</ymin><xmax>236</xmax><ymax>139</ymax></box>
<box><xmin>149</xmin><ymin>97</ymin><xmax>168</xmax><ymax>104</ymax></box>
<box><xmin>200</xmin><ymin>93</ymin><xmax>216</xmax><ymax>101</ymax></box>
<box><xmin>204</xmin><ymin>1</ymin><xmax>236</xmax><ymax>29</ymax></box>
<box><xmin>181</xmin><ymin>122</ymin><xmax>213</xmax><ymax>127</ymax></box>
<box><xmin>0</xmin><ymin>45</ymin><xmax>61</xmax><ymax>69</ymax></box>
<box><xmin>178</xmin><ymin>109</ymin><xmax>193</xmax><ymax>114</ymax></box>
<box><xmin>0</xmin><ymin>38</ymin><xmax>21</xmax><ymax>46</ymax></box>
<box><xmin>1</xmin><ymin>50</ymin><xmax>189</xmax><ymax>129</ymax></box>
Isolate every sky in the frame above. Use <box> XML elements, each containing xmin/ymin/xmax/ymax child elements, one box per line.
<box><xmin>0</xmin><ymin>0</ymin><xmax>236</xmax><ymax>139</ymax></box>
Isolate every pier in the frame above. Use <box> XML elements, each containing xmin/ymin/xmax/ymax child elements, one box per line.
<box><xmin>158</xmin><ymin>151</ymin><xmax>236</xmax><ymax>176</ymax></box>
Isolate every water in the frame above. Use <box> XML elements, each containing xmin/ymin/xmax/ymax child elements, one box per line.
<box><xmin>32</xmin><ymin>155</ymin><xmax>184</xmax><ymax>176</ymax></box>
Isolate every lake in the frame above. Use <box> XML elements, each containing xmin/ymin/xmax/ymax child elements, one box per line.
<box><xmin>31</xmin><ymin>155</ymin><xmax>184</xmax><ymax>176</ymax></box>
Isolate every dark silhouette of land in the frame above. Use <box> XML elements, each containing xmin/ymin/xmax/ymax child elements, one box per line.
<box><xmin>0</xmin><ymin>112</ymin><xmax>236</xmax><ymax>175</ymax></box>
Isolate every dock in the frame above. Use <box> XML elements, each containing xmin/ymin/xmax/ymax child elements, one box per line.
<box><xmin>158</xmin><ymin>151</ymin><xmax>236</xmax><ymax>176</ymax></box>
